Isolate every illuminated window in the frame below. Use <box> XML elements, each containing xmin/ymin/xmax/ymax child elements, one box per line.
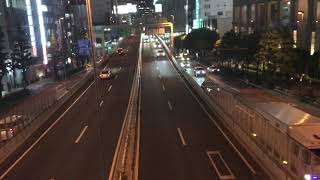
<box><xmin>311</xmin><ymin>31</ymin><xmax>315</xmax><ymax>55</ymax></box>
<box><xmin>293</xmin><ymin>30</ymin><xmax>297</xmax><ymax>48</ymax></box>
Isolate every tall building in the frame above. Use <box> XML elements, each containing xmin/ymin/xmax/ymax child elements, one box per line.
<box><xmin>199</xmin><ymin>0</ymin><xmax>233</xmax><ymax>36</ymax></box>
<box><xmin>160</xmin><ymin>0</ymin><xmax>187</xmax><ymax>32</ymax></box>
<box><xmin>233</xmin><ymin>0</ymin><xmax>320</xmax><ymax>54</ymax></box>
<box><xmin>91</xmin><ymin>0</ymin><xmax>113</xmax><ymax>25</ymax></box>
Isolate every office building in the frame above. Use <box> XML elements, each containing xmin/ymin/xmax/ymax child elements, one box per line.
<box><xmin>199</xmin><ymin>0</ymin><xmax>233</xmax><ymax>36</ymax></box>
<box><xmin>233</xmin><ymin>0</ymin><xmax>320</xmax><ymax>54</ymax></box>
<box><xmin>92</xmin><ymin>0</ymin><xmax>113</xmax><ymax>25</ymax></box>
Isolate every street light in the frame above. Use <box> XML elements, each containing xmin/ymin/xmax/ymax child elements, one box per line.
<box><xmin>171</xmin><ymin>15</ymin><xmax>175</xmax><ymax>23</ymax></box>
<box><xmin>85</xmin><ymin>0</ymin><xmax>105</xmax><ymax>177</ymax></box>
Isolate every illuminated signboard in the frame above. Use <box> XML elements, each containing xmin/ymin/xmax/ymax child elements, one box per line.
<box><xmin>155</xmin><ymin>4</ymin><xmax>162</xmax><ymax>13</ymax></box>
<box><xmin>26</xmin><ymin>0</ymin><xmax>37</xmax><ymax>57</ymax></box>
<box><xmin>114</xmin><ymin>3</ymin><xmax>137</xmax><ymax>15</ymax></box>
<box><xmin>36</xmin><ymin>0</ymin><xmax>48</xmax><ymax>64</ymax></box>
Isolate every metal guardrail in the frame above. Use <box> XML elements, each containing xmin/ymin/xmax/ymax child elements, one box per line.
<box><xmin>108</xmin><ymin>35</ymin><xmax>142</xmax><ymax>180</ymax></box>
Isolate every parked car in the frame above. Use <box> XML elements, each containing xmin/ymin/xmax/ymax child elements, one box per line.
<box><xmin>0</xmin><ymin>115</ymin><xmax>26</xmax><ymax>141</ymax></box>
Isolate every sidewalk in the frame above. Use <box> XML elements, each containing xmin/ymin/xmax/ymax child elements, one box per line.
<box><xmin>0</xmin><ymin>69</ymin><xmax>90</xmax><ymax>115</ymax></box>
<box><xmin>206</xmin><ymin>67</ymin><xmax>320</xmax><ymax>117</ymax></box>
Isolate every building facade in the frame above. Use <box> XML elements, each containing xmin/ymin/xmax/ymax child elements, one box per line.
<box><xmin>233</xmin><ymin>0</ymin><xmax>320</xmax><ymax>54</ymax></box>
<box><xmin>92</xmin><ymin>0</ymin><xmax>113</xmax><ymax>25</ymax></box>
<box><xmin>199</xmin><ymin>0</ymin><xmax>233</xmax><ymax>36</ymax></box>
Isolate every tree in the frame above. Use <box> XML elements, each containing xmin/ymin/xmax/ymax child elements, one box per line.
<box><xmin>307</xmin><ymin>50</ymin><xmax>320</xmax><ymax>78</ymax></box>
<box><xmin>173</xmin><ymin>34</ymin><xmax>186</xmax><ymax>52</ymax></box>
<box><xmin>185</xmin><ymin>28</ymin><xmax>219</xmax><ymax>55</ymax></box>
<box><xmin>254</xmin><ymin>31</ymin><xmax>283</xmax><ymax>77</ymax></box>
<box><xmin>11</xmin><ymin>24</ymin><xmax>31</xmax><ymax>87</ymax></box>
<box><xmin>0</xmin><ymin>26</ymin><xmax>8</xmax><ymax>95</ymax></box>
<box><xmin>221</xmin><ymin>30</ymin><xmax>240</xmax><ymax>48</ymax></box>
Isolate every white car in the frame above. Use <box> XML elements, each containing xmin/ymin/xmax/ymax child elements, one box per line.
<box><xmin>180</xmin><ymin>61</ymin><xmax>191</xmax><ymax>68</ymax></box>
<box><xmin>207</xmin><ymin>65</ymin><xmax>220</xmax><ymax>73</ymax></box>
<box><xmin>181</xmin><ymin>56</ymin><xmax>190</xmax><ymax>61</ymax></box>
<box><xmin>153</xmin><ymin>43</ymin><xmax>162</xmax><ymax>49</ymax></box>
<box><xmin>194</xmin><ymin>67</ymin><xmax>206</xmax><ymax>77</ymax></box>
<box><xmin>156</xmin><ymin>50</ymin><xmax>165</xmax><ymax>57</ymax></box>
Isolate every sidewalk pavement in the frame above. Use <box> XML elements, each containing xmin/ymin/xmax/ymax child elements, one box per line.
<box><xmin>0</xmin><ymin>69</ymin><xmax>90</xmax><ymax>116</ymax></box>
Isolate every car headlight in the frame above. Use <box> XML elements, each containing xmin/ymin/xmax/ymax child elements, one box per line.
<box><xmin>196</xmin><ymin>71</ymin><xmax>200</xmax><ymax>74</ymax></box>
<box><xmin>217</xmin><ymin>69</ymin><xmax>220</xmax><ymax>72</ymax></box>
<box><xmin>181</xmin><ymin>63</ymin><xmax>185</xmax><ymax>67</ymax></box>
<box><xmin>202</xmin><ymin>70</ymin><xmax>206</xmax><ymax>74</ymax></box>
<box><xmin>187</xmin><ymin>57</ymin><xmax>190</xmax><ymax>60</ymax></box>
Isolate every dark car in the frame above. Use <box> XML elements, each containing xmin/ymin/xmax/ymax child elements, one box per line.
<box><xmin>194</xmin><ymin>66</ymin><xmax>206</xmax><ymax>77</ymax></box>
<box><xmin>117</xmin><ymin>48</ymin><xmax>124</xmax><ymax>55</ymax></box>
<box><xmin>99</xmin><ymin>70</ymin><xmax>114</xmax><ymax>80</ymax></box>
<box><xmin>201</xmin><ymin>80</ymin><xmax>219</xmax><ymax>92</ymax></box>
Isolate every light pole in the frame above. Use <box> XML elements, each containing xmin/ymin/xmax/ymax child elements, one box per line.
<box><xmin>85</xmin><ymin>0</ymin><xmax>106</xmax><ymax>178</ymax></box>
<box><xmin>171</xmin><ymin>14</ymin><xmax>175</xmax><ymax>24</ymax></box>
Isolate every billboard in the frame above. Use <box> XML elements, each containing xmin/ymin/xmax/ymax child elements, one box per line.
<box><xmin>78</xmin><ymin>40</ymin><xmax>90</xmax><ymax>56</ymax></box>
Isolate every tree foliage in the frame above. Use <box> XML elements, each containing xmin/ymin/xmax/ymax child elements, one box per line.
<box><xmin>254</xmin><ymin>31</ymin><xmax>283</xmax><ymax>72</ymax></box>
<box><xmin>185</xmin><ymin>28</ymin><xmax>219</xmax><ymax>51</ymax></box>
<box><xmin>11</xmin><ymin>25</ymin><xmax>31</xmax><ymax>87</ymax></box>
<box><xmin>173</xmin><ymin>34</ymin><xmax>186</xmax><ymax>51</ymax></box>
<box><xmin>221</xmin><ymin>30</ymin><xmax>240</xmax><ymax>48</ymax></box>
<box><xmin>0</xmin><ymin>26</ymin><xmax>8</xmax><ymax>93</ymax></box>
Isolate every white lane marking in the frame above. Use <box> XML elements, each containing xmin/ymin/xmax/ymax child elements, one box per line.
<box><xmin>0</xmin><ymin>81</ymin><xmax>95</xmax><ymax>179</ymax></box>
<box><xmin>75</xmin><ymin>125</ymin><xmax>88</xmax><ymax>144</ymax></box>
<box><xmin>162</xmin><ymin>84</ymin><xmax>166</xmax><ymax>92</ymax></box>
<box><xmin>108</xmin><ymin>85</ymin><xmax>113</xmax><ymax>92</ymax></box>
<box><xmin>99</xmin><ymin>100</ymin><xmax>104</xmax><ymax>107</ymax></box>
<box><xmin>166</xmin><ymin>53</ymin><xmax>257</xmax><ymax>175</ymax></box>
<box><xmin>168</xmin><ymin>101</ymin><xmax>173</xmax><ymax>111</ymax></box>
<box><xmin>207</xmin><ymin>151</ymin><xmax>235</xmax><ymax>179</ymax></box>
<box><xmin>177</xmin><ymin>128</ymin><xmax>187</xmax><ymax>146</ymax></box>
<box><xmin>115</xmin><ymin>75</ymin><xmax>118</xmax><ymax>79</ymax></box>
<box><xmin>57</xmin><ymin>91</ymin><xmax>68</xmax><ymax>101</ymax></box>
<box><xmin>119</xmin><ymin>67</ymin><xmax>122</xmax><ymax>71</ymax></box>
<box><xmin>156</xmin><ymin>66</ymin><xmax>159</xmax><ymax>70</ymax></box>
<box><xmin>158</xmin><ymin>74</ymin><xmax>161</xmax><ymax>79</ymax></box>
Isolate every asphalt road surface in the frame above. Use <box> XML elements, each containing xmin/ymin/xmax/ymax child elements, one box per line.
<box><xmin>0</xmin><ymin>36</ymin><xmax>139</xmax><ymax>180</ymax></box>
<box><xmin>138</xmin><ymin>40</ymin><xmax>270</xmax><ymax>180</ymax></box>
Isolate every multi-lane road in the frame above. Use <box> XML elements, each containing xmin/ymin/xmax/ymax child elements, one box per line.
<box><xmin>0</xmin><ymin>36</ymin><xmax>269</xmax><ymax>180</ymax></box>
<box><xmin>138</xmin><ymin>40</ymin><xmax>269</xmax><ymax>180</ymax></box>
<box><xmin>0</xmin><ymin>37</ymin><xmax>139</xmax><ymax>180</ymax></box>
